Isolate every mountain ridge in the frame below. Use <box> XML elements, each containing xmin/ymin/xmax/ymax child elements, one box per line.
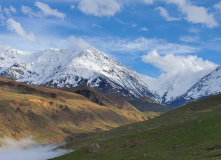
<box><xmin>0</xmin><ymin>46</ymin><xmax>220</xmax><ymax>107</ymax></box>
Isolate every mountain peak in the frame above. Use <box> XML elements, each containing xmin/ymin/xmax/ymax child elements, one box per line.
<box><xmin>78</xmin><ymin>46</ymin><xmax>108</xmax><ymax>58</ymax></box>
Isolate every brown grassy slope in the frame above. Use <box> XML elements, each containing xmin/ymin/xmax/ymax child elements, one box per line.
<box><xmin>0</xmin><ymin>78</ymin><xmax>149</xmax><ymax>143</ymax></box>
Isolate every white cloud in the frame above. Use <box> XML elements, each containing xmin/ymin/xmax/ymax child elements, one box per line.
<box><xmin>35</xmin><ymin>1</ymin><xmax>65</xmax><ymax>19</ymax></box>
<box><xmin>182</xmin><ymin>5</ymin><xmax>218</xmax><ymax>28</ymax></box>
<box><xmin>21</xmin><ymin>5</ymin><xmax>38</xmax><ymax>17</ymax></box>
<box><xmin>4</xmin><ymin>6</ymin><xmax>16</xmax><ymax>17</ymax></box>
<box><xmin>214</xmin><ymin>2</ymin><xmax>221</xmax><ymax>11</ymax></box>
<box><xmin>9</xmin><ymin>6</ymin><xmax>16</xmax><ymax>13</ymax></box>
<box><xmin>3</xmin><ymin>6</ymin><xmax>16</xmax><ymax>17</ymax></box>
<box><xmin>140</xmin><ymin>0</ymin><xmax>154</xmax><ymax>5</ymax></box>
<box><xmin>139</xmin><ymin>27</ymin><xmax>149</xmax><ymax>31</ymax></box>
<box><xmin>141</xmin><ymin>50</ymin><xmax>217</xmax><ymax>74</ymax></box>
<box><xmin>163</xmin><ymin>0</ymin><xmax>218</xmax><ymax>28</ymax></box>
<box><xmin>4</xmin><ymin>8</ymin><xmax>10</xmax><ymax>17</ymax></box>
<box><xmin>6</xmin><ymin>18</ymin><xmax>36</xmax><ymax>42</ymax></box>
<box><xmin>78</xmin><ymin>0</ymin><xmax>122</xmax><ymax>17</ymax></box>
<box><xmin>179</xmin><ymin>36</ymin><xmax>199</xmax><ymax>43</ymax></box>
<box><xmin>155</xmin><ymin>7</ymin><xmax>180</xmax><ymax>21</ymax></box>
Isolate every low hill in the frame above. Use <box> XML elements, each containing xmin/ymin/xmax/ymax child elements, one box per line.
<box><xmin>52</xmin><ymin>94</ymin><xmax>221</xmax><ymax>160</ymax></box>
<box><xmin>128</xmin><ymin>97</ymin><xmax>172</xmax><ymax>113</ymax></box>
<box><xmin>0</xmin><ymin>78</ymin><xmax>152</xmax><ymax>143</ymax></box>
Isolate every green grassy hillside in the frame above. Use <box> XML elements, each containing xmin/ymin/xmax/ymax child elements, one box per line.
<box><xmin>51</xmin><ymin>94</ymin><xmax>221</xmax><ymax>160</ymax></box>
<box><xmin>0</xmin><ymin>78</ymin><xmax>152</xmax><ymax>144</ymax></box>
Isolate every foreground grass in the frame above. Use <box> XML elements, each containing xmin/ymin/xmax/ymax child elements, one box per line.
<box><xmin>51</xmin><ymin>94</ymin><xmax>221</xmax><ymax>160</ymax></box>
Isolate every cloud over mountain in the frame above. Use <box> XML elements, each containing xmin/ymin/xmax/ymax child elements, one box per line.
<box><xmin>141</xmin><ymin>50</ymin><xmax>217</xmax><ymax>74</ymax></box>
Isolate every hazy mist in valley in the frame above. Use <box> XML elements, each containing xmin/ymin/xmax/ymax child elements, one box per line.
<box><xmin>0</xmin><ymin>137</ymin><xmax>71</xmax><ymax>160</ymax></box>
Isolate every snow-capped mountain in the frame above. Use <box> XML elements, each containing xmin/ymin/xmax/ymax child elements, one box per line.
<box><xmin>0</xmin><ymin>47</ymin><xmax>158</xmax><ymax>100</ymax></box>
<box><xmin>186</xmin><ymin>66</ymin><xmax>221</xmax><ymax>98</ymax></box>
<box><xmin>153</xmin><ymin>68</ymin><xmax>217</xmax><ymax>106</ymax></box>
<box><xmin>0</xmin><ymin>46</ymin><xmax>220</xmax><ymax>107</ymax></box>
<box><xmin>159</xmin><ymin>66</ymin><xmax>221</xmax><ymax>107</ymax></box>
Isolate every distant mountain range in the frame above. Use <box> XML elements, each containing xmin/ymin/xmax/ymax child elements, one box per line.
<box><xmin>0</xmin><ymin>47</ymin><xmax>220</xmax><ymax>107</ymax></box>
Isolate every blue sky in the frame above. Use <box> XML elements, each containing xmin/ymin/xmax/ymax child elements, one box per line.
<box><xmin>0</xmin><ymin>0</ymin><xmax>221</xmax><ymax>78</ymax></box>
